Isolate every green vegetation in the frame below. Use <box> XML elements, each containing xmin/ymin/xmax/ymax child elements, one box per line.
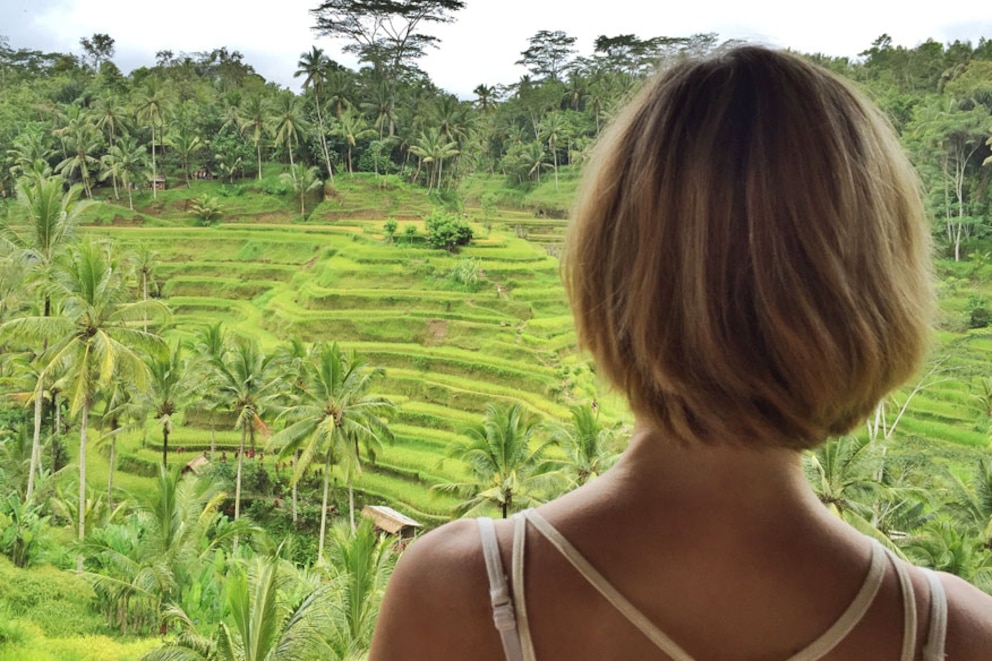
<box><xmin>1</xmin><ymin>17</ymin><xmax>992</xmax><ymax>660</ymax></box>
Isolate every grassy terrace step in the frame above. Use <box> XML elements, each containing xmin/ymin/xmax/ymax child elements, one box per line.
<box><xmin>894</xmin><ymin>415</ymin><xmax>989</xmax><ymax>447</ymax></box>
<box><xmin>382</xmin><ymin>368</ymin><xmax>570</xmax><ymax>419</ymax></box>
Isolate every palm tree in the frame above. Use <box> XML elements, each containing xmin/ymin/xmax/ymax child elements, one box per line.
<box><xmin>135</xmin><ymin>81</ymin><xmax>170</xmax><ymax>200</ymax></box>
<box><xmin>2</xmin><ymin>175</ymin><xmax>91</xmax><ymax>499</ymax></box>
<box><xmin>212</xmin><ymin>336</ymin><xmax>280</xmax><ymax>552</ymax></box>
<box><xmin>945</xmin><ymin>458</ymin><xmax>992</xmax><ymax>549</ymax></box>
<box><xmin>146</xmin><ymin>550</ymin><xmax>333</xmax><ymax>661</ymax></box>
<box><xmin>143</xmin><ymin>340</ymin><xmax>201</xmax><ymax>467</ymax></box>
<box><xmin>295</xmin><ymin>47</ymin><xmax>336</xmax><ymax>183</ymax></box>
<box><xmin>323</xmin><ymin>520</ymin><xmax>397</xmax><ymax>657</ymax></box>
<box><xmin>548</xmin><ymin>403</ymin><xmax>621</xmax><ymax>489</ymax></box>
<box><xmin>409</xmin><ymin>128</ymin><xmax>459</xmax><ymax>192</ymax></box>
<box><xmin>539</xmin><ymin>111</ymin><xmax>569</xmax><ymax>191</ymax></box>
<box><xmin>85</xmin><ymin>468</ymin><xmax>253</xmax><ymax>633</ymax></box>
<box><xmin>280</xmin><ymin>164</ymin><xmax>322</xmax><ymax>221</ymax></box>
<box><xmin>101</xmin><ymin>136</ymin><xmax>147</xmax><ymax>211</ymax></box>
<box><xmin>331</xmin><ymin>109</ymin><xmax>373</xmax><ymax>176</ymax></box>
<box><xmin>3</xmin><ymin>239</ymin><xmax>167</xmax><ymax>571</ymax></box>
<box><xmin>240</xmin><ymin>95</ymin><xmax>269</xmax><ymax>180</ymax></box>
<box><xmin>270</xmin><ymin>93</ymin><xmax>309</xmax><ymax>171</ymax></box>
<box><xmin>92</xmin><ymin>93</ymin><xmax>130</xmax><ymax>150</ymax></box>
<box><xmin>271</xmin><ymin>343</ymin><xmax>394</xmax><ymax>560</ymax></box>
<box><xmin>435</xmin><ymin>402</ymin><xmax>559</xmax><ymax>518</ymax></box>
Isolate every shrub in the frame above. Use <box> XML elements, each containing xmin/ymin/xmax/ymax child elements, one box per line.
<box><xmin>424</xmin><ymin>210</ymin><xmax>473</xmax><ymax>252</ymax></box>
<box><xmin>967</xmin><ymin>295</ymin><xmax>990</xmax><ymax>329</ymax></box>
<box><xmin>384</xmin><ymin>218</ymin><xmax>398</xmax><ymax>243</ymax></box>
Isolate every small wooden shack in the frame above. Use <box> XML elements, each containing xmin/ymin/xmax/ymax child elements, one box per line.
<box><xmin>361</xmin><ymin>505</ymin><xmax>422</xmax><ymax>538</ymax></box>
<box><xmin>150</xmin><ymin>174</ymin><xmax>167</xmax><ymax>191</ymax></box>
<box><xmin>182</xmin><ymin>454</ymin><xmax>210</xmax><ymax>476</ymax></box>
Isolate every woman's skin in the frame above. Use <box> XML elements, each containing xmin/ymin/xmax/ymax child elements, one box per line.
<box><xmin>370</xmin><ymin>424</ymin><xmax>992</xmax><ymax>660</ymax></box>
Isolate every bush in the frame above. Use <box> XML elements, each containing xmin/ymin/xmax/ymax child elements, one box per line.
<box><xmin>424</xmin><ymin>210</ymin><xmax>473</xmax><ymax>252</ymax></box>
<box><xmin>967</xmin><ymin>295</ymin><xmax>990</xmax><ymax>329</ymax></box>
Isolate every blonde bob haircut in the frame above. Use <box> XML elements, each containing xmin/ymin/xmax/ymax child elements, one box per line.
<box><xmin>563</xmin><ymin>46</ymin><xmax>934</xmax><ymax>450</ymax></box>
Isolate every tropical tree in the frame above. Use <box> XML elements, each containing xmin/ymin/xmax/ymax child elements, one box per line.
<box><xmin>2</xmin><ymin>239</ymin><xmax>167</xmax><ymax>570</ymax></box>
<box><xmin>280</xmin><ymin>164</ymin><xmax>322</xmax><ymax>221</ymax></box>
<box><xmin>270</xmin><ymin>92</ymin><xmax>309</xmax><ymax>170</ymax></box>
<box><xmin>409</xmin><ymin>127</ymin><xmax>458</xmax><ymax>191</ymax></box>
<box><xmin>435</xmin><ymin>402</ymin><xmax>559</xmax><ymax>518</ymax></box>
<box><xmin>2</xmin><ymin>175</ymin><xmax>91</xmax><ymax>500</ymax></box>
<box><xmin>142</xmin><ymin>340</ymin><xmax>201</xmax><ymax>467</ymax></box>
<box><xmin>54</xmin><ymin>120</ymin><xmax>101</xmax><ymax>198</ymax></box>
<box><xmin>547</xmin><ymin>403</ymin><xmax>621</xmax><ymax>489</ymax></box>
<box><xmin>240</xmin><ymin>94</ymin><xmax>269</xmax><ymax>180</ymax></box>
<box><xmin>146</xmin><ymin>550</ymin><xmax>333</xmax><ymax>661</ymax></box>
<box><xmin>271</xmin><ymin>342</ymin><xmax>394</xmax><ymax>561</ymax></box>
<box><xmin>322</xmin><ymin>520</ymin><xmax>396</xmax><ymax>657</ymax></box>
<box><xmin>332</xmin><ymin>109</ymin><xmax>374</xmax><ymax>175</ymax></box>
<box><xmin>212</xmin><ymin>336</ymin><xmax>281</xmax><ymax>552</ymax></box>
<box><xmin>85</xmin><ymin>468</ymin><xmax>251</xmax><ymax>633</ymax></box>
<box><xmin>135</xmin><ymin>81</ymin><xmax>170</xmax><ymax>200</ymax></box>
<box><xmin>296</xmin><ymin>47</ymin><xmax>336</xmax><ymax>182</ymax></box>
<box><xmin>101</xmin><ymin>136</ymin><xmax>147</xmax><ymax>210</ymax></box>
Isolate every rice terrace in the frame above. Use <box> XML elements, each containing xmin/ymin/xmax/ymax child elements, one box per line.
<box><xmin>1</xmin><ymin>6</ymin><xmax>992</xmax><ymax>659</ymax></box>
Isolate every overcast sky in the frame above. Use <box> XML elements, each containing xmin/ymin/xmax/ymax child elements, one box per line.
<box><xmin>3</xmin><ymin>0</ymin><xmax>991</xmax><ymax>98</ymax></box>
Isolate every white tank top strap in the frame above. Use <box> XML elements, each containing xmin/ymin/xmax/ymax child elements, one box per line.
<box><xmin>921</xmin><ymin>569</ymin><xmax>948</xmax><ymax>661</ymax></box>
<box><xmin>511</xmin><ymin>512</ymin><xmax>538</xmax><ymax>660</ymax></box>
<box><xmin>882</xmin><ymin>545</ymin><xmax>918</xmax><ymax>661</ymax></box>
<box><xmin>522</xmin><ymin>508</ymin><xmax>696</xmax><ymax>661</ymax></box>
<box><xmin>477</xmin><ymin>517</ymin><xmax>526</xmax><ymax>661</ymax></box>
<box><xmin>783</xmin><ymin>538</ymin><xmax>888</xmax><ymax>660</ymax></box>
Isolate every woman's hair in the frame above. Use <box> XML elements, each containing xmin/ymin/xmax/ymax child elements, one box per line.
<box><xmin>563</xmin><ymin>46</ymin><xmax>934</xmax><ymax>450</ymax></box>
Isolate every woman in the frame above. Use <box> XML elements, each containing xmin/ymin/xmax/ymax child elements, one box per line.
<box><xmin>370</xmin><ymin>46</ymin><xmax>992</xmax><ymax>660</ymax></box>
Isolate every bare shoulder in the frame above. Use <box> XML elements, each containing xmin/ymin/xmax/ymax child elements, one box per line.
<box><xmin>370</xmin><ymin>518</ymin><xmax>505</xmax><ymax>661</ymax></box>
<box><xmin>937</xmin><ymin>571</ymin><xmax>992</xmax><ymax>659</ymax></box>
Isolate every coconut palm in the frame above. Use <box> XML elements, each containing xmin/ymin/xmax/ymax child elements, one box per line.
<box><xmin>92</xmin><ymin>92</ymin><xmax>130</xmax><ymax>150</ymax></box>
<box><xmin>3</xmin><ymin>239</ymin><xmax>167</xmax><ymax>570</ymax></box>
<box><xmin>270</xmin><ymin>93</ymin><xmax>310</xmax><ymax>170</ymax></box>
<box><xmin>409</xmin><ymin>128</ymin><xmax>459</xmax><ymax>191</ymax></box>
<box><xmin>280</xmin><ymin>164</ymin><xmax>322</xmax><ymax>221</ymax></box>
<box><xmin>435</xmin><ymin>402</ymin><xmax>560</xmax><ymax>518</ymax></box>
<box><xmin>547</xmin><ymin>403</ymin><xmax>621</xmax><ymax>489</ymax></box>
<box><xmin>271</xmin><ymin>342</ymin><xmax>394</xmax><ymax>560</ymax></box>
<box><xmin>945</xmin><ymin>458</ymin><xmax>992</xmax><ymax>549</ymax></box>
<box><xmin>146</xmin><ymin>550</ymin><xmax>334</xmax><ymax>661</ymax></box>
<box><xmin>295</xmin><ymin>47</ymin><xmax>336</xmax><ymax>183</ymax></box>
<box><xmin>1</xmin><ymin>175</ymin><xmax>91</xmax><ymax>502</ymax></box>
<box><xmin>135</xmin><ymin>81</ymin><xmax>170</xmax><ymax>200</ymax></box>
<box><xmin>323</xmin><ymin>520</ymin><xmax>397</xmax><ymax>657</ymax></box>
<box><xmin>240</xmin><ymin>95</ymin><xmax>269</xmax><ymax>180</ymax></box>
<box><xmin>211</xmin><ymin>336</ymin><xmax>281</xmax><ymax>552</ymax></box>
<box><xmin>101</xmin><ymin>136</ymin><xmax>148</xmax><ymax>211</ymax></box>
<box><xmin>142</xmin><ymin>340</ymin><xmax>201</xmax><ymax>467</ymax></box>
<box><xmin>331</xmin><ymin>109</ymin><xmax>374</xmax><ymax>176</ymax></box>
<box><xmin>54</xmin><ymin>116</ymin><xmax>101</xmax><ymax>197</ymax></box>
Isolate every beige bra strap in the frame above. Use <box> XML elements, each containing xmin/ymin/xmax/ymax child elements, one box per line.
<box><xmin>921</xmin><ymin>569</ymin><xmax>948</xmax><ymax>661</ymax></box>
<box><xmin>478</xmin><ymin>518</ymin><xmax>525</xmax><ymax>661</ymax></box>
<box><xmin>784</xmin><ymin>538</ymin><xmax>887</xmax><ymax>661</ymax></box>
<box><xmin>883</xmin><ymin>547</ymin><xmax>918</xmax><ymax>661</ymax></box>
<box><xmin>522</xmin><ymin>509</ymin><xmax>696</xmax><ymax>661</ymax></box>
<box><xmin>511</xmin><ymin>513</ymin><xmax>537</xmax><ymax>660</ymax></box>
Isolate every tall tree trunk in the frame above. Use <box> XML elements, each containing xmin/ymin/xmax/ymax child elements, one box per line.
<box><xmin>77</xmin><ymin>401</ymin><xmax>89</xmax><ymax>573</ymax></box>
<box><xmin>318</xmin><ymin>447</ymin><xmax>331</xmax><ymax>563</ymax></box>
<box><xmin>26</xmin><ymin>382</ymin><xmax>43</xmax><ymax>503</ymax></box>
<box><xmin>256</xmin><ymin>142</ymin><xmax>262</xmax><ymax>180</ymax></box>
<box><xmin>292</xmin><ymin>449</ymin><xmax>299</xmax><ymax>526</ymax></box>
<box><xmin>108</xmin><ymin>435</ymin><xmax>116</xmax><ymax>510</ymax></box>
<box><xmin>314</xmin><ymin>96</ymin><xmax>334</xmax><ymax>183</ymax></box>
<box><xmin>233</xmin><ymin>423</ymin><xmax>246</xmax><ymax>555</ymax></box>
<box><xmin>349</xmin><ymin>479</ymin><xmax>356</xmax><ymax>532</ymax></box>
<box><xmin>161</xmin><ymin>423</ymin><xmax>169</xmax><ymax>467</ymax></box>
<box><xmin>151</xmin><ymin>125</ymin><xmax>157</xmax><ymax>201</ymax></box>
<box><xmin>142</xmin><ymin>272</ymin><xmax>148</xmax><ymax>333</ymax></box>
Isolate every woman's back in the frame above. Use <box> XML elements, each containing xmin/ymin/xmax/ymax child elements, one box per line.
<box><xmin>372</xmin><ymin>440</ymin><xmax>992</xmax><ymax>659</ymax></box>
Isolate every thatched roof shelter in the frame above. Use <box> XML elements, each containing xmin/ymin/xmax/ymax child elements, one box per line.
<box><xmin>182</xmin><ymin>455</ymin><xmax>210</xmax><ymax>475</ymax></box>
<box><xmin>361</xmin><ymin>505</ymin><xmax>422</xmax><ymax>537</ymax></box>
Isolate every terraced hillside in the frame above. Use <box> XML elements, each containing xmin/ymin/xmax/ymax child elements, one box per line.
<box><xmin>67</xmin><ymin>173</ymin><xmax>992</xmax><ymax>527</ymax></box>
<box><xmin>82</xmin><ymin>195</ymin><xmax>609</xmax><ymax>524</ymax></box>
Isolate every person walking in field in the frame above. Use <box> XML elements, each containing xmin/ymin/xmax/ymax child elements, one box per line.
<box><xmin>370</xmin><ymin>46</ymin><xmax>992</xmax><ymax>660</ymax></box>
